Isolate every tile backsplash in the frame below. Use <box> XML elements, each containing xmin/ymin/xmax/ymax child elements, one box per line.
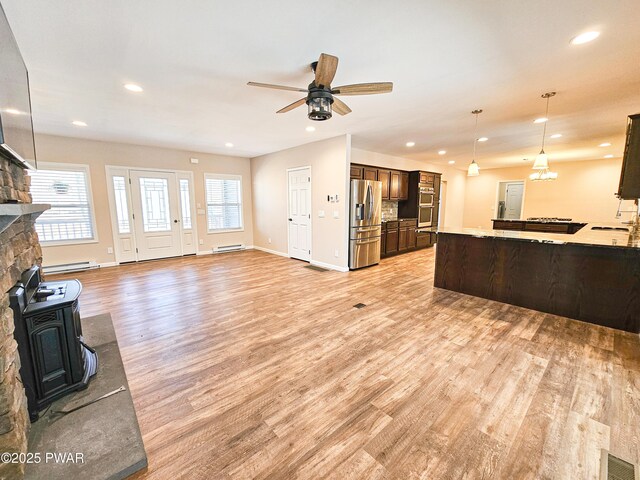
<box><xmin>381</xmin><ymin>200</ymin><xmax>398</xmax><ymax>221</ymax></box>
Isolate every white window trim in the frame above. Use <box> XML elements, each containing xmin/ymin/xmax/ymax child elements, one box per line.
<box><xmin>31</xmin><ymin>161</ymin><xmax>99</xmax><ymax>246</ymax></box>
<box><xmin>204</xmin><ymin>173</ymin><xmax>244</xmax><ymax>234</ymax></box>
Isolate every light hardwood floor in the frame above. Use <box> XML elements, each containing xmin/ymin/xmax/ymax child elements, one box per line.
<box><xmin>53</xmin><ymin>248</ymin><xmax>640</xmax><ymax>479</ymax></box>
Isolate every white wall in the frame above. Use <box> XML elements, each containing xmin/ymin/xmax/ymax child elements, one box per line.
<box><xmin>250</xmin><ymin>135</ymin><xmax>350</xmax><ymax>271</ymax></box>
<box><xmin>350</xmin><ymin>148</ymin><xmax>467</xmax><ymax>228</ymax></box>
<box><xmin>462</xmin><ymin>158</ymin><xmax>624</xmax><ymax>229</ymax></box>
<box><xmin>34</xmin><ymin>134</ymin><xmax>254</xmax><ymax>266</ymax></box>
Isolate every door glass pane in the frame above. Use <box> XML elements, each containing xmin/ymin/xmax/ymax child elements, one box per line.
<box><xmin>139</xmin><ymin>177</ymin><xmax>171</xmax><ymax>232</ymax></box>
<box><xmin>179</xmin><ymin>179</ymin><xmax>192</xmax><ymax>230</ymax></box>
<box><xmin>113</xmin><ymin>176</ymin><xmax>130</xmax><ymax>234</ymax></box>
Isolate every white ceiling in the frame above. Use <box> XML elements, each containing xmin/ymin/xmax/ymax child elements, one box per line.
<box><xmin>2</xmin><ymin>0</ymin><xmax>640</xmax><ymax>169</ymax></box>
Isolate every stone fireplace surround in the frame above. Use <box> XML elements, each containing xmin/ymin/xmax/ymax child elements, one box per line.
<box><xmin>0</xmin><ymin>156</ymin><xmax>44</xmax><ymax>479</ymax></box>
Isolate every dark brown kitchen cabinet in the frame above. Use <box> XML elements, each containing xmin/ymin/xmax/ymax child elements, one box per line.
<box><xmin>399</xmin><ymin>172</ymin><xmax>409</xmax><ymax>200</ymax></box>
<box><xmin>385</xmin><ymin>222</ymin><xmax>399</xmax><ymax>254</ymax></box>
<box><xmin>363</xmin><ymin>167</ymin><xmax>378</xmax><ymax>181</ymax></box>
<box><xmin>389</xmin><ymin>170</ymin><xmax>401</xmax><ymax>200</ymax></box>
<box><xmin>380</xmin><ymin>229</ymin><xmax>386</xmax><ymax>257</ymax></box>
<box><xmin>407</xmin><ymin>227</ymin><xmax>416</xmax><ymax>249</ymax></box>
<box><xmin>378</xmin><ymin>169</ymin><xmax>391</xmax><ymax>200</ymax></box>
<box><xmin>398</xmin><ymin>227</ymin><xmax>408</xmax><ymax>251</ymax></box>
<box><xmin>419</xmin><ymin>172</ymin><xmax>435</xmax><ymax>185</ymax></box>
<box><xmin>350</xmin><ymin>166</ymin><xmax>363</xmax><ymax>180</ymax></box>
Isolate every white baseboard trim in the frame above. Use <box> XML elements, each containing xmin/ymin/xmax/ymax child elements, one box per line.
<box><xmin>252</xmin><ymin>245</ymin><xmax>289</xmax><ymax>258</ymax></box>
<box><xmin>310</xmin><ymin>260</ymin><xmax>349</xmax><ymax>273</ymax></box>
<box><xmin>98</xmin><ymin>262</ymin><xmax>119</xmax><ymax>269</ymax></box>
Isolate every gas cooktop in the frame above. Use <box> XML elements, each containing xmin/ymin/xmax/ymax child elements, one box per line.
<box><xmin>526</xmin><ymin>217</ymin><xmax>573</xmax><ymax>223</ymax></box>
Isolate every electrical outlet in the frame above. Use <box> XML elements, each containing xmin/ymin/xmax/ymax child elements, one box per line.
<box><xmin>107</xmin><ymin>247</ymin><xmax>113</xmax><ymax>254</ymax></box>
<box><xmin>334</xmin><ymin>249</ymin><xmax>339</xmax><ymax>258</ymax></box>
<box><xmin>333</xmin><ymin>210</ymin><xmax>339</xmax><ymax>219</ymax></box>
<box><xmin>199</xmin><ymin>239</ymin><xmax>204</xmax><ymax>245</ymax></box>
<box><xmin>318</xmin><ymin>210</ymin><xmax>325</xmax><ymax>218</ymax></box>
<box><xmin>268</xmin><ymin>237</ymin><xmax>272</xmax><ymax>244</ymax></box>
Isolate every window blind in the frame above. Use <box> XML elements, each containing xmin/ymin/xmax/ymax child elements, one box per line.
<box><xmin>30</xmin><ymin>167</ymin><xmax>94</xmax><ymax>242</ymax></box>
<box><xmin>205</xmin><ymin>176</ymin><xmax>242</xmax><ymax>231</ymax></box>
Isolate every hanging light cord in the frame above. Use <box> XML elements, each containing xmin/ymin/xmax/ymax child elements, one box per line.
<box><xmin>472</xmin><ymin>111</ymin><xmax>479</xmax><ymax>161</ymax></box>
<box><xmin>540</xmin><ymin>95</ymin><xmax>551</xmax><ymax>153</ymax></box>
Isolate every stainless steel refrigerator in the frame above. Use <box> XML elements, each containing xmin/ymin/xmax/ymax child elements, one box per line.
<box><xmin>349</xmin><ymin>179</ymin><xmax>382</xmax><ymax>269</ymax></box>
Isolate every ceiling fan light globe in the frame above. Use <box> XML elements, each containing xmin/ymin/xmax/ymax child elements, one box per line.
<box><xmin>467</xmin><ymin>161</ymin><xmax>480</xmax><ymax>177</ymax></box>
<box><xmin>307</xmin><ymin>95</ymin><xmax>332</xmax><ymax>121</ymax></box>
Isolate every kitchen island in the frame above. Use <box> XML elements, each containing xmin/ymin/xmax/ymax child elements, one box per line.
<box><xmin>434</xmin><ymin>223</ymin><xmax>640</xmax><ymax>333</ymax></box>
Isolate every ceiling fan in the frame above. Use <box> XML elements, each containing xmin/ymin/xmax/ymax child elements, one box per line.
<box><xmin>247</xmin><ymin>53</ymin><xmax>393</xmax><ymax>121</ymax></box>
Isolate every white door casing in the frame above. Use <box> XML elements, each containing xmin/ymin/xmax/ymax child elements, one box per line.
<box><xmin>287</xmin><ymin>167</ymin><xmax>311</xmax><ymax>261</ymax></box>
<box><xmin>130</xmin><ymin>170</ymin><xmax>182</xmax><ymax>261</ymax></box>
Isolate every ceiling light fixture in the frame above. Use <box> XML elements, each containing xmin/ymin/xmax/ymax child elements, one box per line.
<box><xmin>438</xmin><ymin>150</ymin><xmax>447</xmax><ymax>155</ymax></box>
<box><xmin>467</xmin><ymin>109</ymin><xmax>483</xmax><ymax>177</ymax></box>
<box><xmin>571</xmin><ymin>31</ymin><xmax>600</xmax><ymax>45</ymax></box>
<box><xmin>477</xmin><ymin>137</ymin><xmax>488</xmax><ymax>142</ymax></box>
<box><xmin>530</xmin><ymin>92</ymin><xmax>558</xmax><ymax>181</ymax></box>
<box><xmin>305</xmin><ymin>126</ymin><xmax>316</xmax><ymax>132</ymax></box>
<box><xmin>534</xmin><ymin>117</ymin><xmax>548</xmax><ymax>124</ymax></box>
<box><xmin>225</xmin><ymin>142</ymin><xmax>234</xmax><ymax>148</ymax></box>
<box><xmin>4</xmin><ymin>108</ymin><xmax>21</xmax><ymax>115</ymax></box>
<box><xmin>550</xmin><ymin>133</ymin><xmax>563</xmax><ymax>139</ymax></box>
<box><xmin>448</xmin><ymin>160</ymin><xmax>455</xmax><ymax>164</ymax></box>
<box><xmin>406</xmin><ymin>141</ymin><xmax>415</xmax><ymax>147</ymax></box>
<box><xmin>124</xmin><ymin>83</ymin><xmax>144</xmax><ymax>93</ymax></box>
<box><xmin>71</xmin><ymin>121</ymin><xmax>87</xmax><ymax>127</ymax></box>
<box><xmin>604</xmin><ymin>154</ymin><xmax>614</xmax><ymax>158</ymax></box>
<box><xmin>599</xmin><ymin>142</ymin><xmax>611</xmax><ymax>147</ymax></box>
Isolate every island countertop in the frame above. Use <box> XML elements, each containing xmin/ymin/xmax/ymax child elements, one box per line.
<box><xmin>439</xmin><ymin>222</ymin><xmax>639</xmax><ymax>249</ymax></box>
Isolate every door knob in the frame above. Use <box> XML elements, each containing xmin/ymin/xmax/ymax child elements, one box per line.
<box><xmin>174</xmin><ymin>219</ymin><xmax>179</xmax><ymax>223</ymax></box>
<box><xmin>288</xmin><ymin>218</ymin><xmax>292</xmax><ymax>221</ymax></box>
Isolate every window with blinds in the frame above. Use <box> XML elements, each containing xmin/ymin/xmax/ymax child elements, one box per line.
<box><xmin>30</xmin><ymin>166</ymin><xmax>95</xmax><ymax>243</ymax></box>
<box><xmin>205</xmin><ymin>175</ymin><xmax>243</xmax><ymax>231</ymax></box>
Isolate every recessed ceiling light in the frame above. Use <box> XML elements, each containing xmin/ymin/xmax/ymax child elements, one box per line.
<box><xmin>225</xmin><ymin>142</ymin><xmax>234</xmax><ymax>148</ymax></box>
<box><xmin>71</xmin><ymin>120</ymin><xmax>87</xmax><ymax>127</ymax></box>
<box><xmin>603</xmin><ymin>154</ymin><xmax>614</xmax><ymax>158</ymax></box>
<box><xmin>571</xmin><ymin>31</ymin><xmax>600</xmax><ymax>45</ymax></box>
<box><xmin>305</xmin><ymin>126</ymin><xmax>316</xmax><ymax>132</ymax></box>
<box><xmin>448</xmin><ymin>160</ymin><xmax>455</xmax><ymax>164</ymax></box>
<box><xmin>124</xmin><ymin>83</ymin><xmax>144</xmax><ymax>93</ymax></box>
<box><xmin>599</xmin><ymin>142</ymin><xmax>611</xmax><ymax>147</ymax></box>
<box><xmin>4</xmin><ymin>108</ymin><xmax>21</xmax><ymax>115</ymax></box>
<box><xmin>438</xmin><ymin>150</ymin><xmax>447</xmax><ymax>155</ymax></box>
<box><xmin>477</xmin><ymin>137</ymin><xmax>488</xmax><ymax>142</ymax></box>
<box><xmin>406</xmin><ymin>141</ymin><xmax>415</xmax><ymax>147</ymax></box>
<box><xmin>550</xmin><ymin>133</ymin><xmax>563</xmax><ymax>139</ymax></box>
<box><xmin>534</xmin><ymin>117</ymin><xmax>548</xmax><ymax>124</ymax></box>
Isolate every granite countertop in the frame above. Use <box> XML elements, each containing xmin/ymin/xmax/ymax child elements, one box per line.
<box><xmin>491</xmin><ymin>218</ymin><xmax>586</xmax><ymax>225</ymax></box>
<box><xmin>382</xmin><ymin>217</ymin><xmax>417</xmax><ymax>222</ymax></box>
<box><xmin>439</xmin><ymin>222</ymin><xmax>640</xmax><ymax>249</ymax></box>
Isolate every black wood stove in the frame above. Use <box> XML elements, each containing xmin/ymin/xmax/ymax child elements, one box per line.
<box><xmin>8</xmin><ymin>266</ymin><xmax>98</xmax><ymax>421</ymax></box>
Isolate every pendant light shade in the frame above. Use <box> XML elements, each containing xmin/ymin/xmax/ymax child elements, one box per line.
<box><xmin>531</xmin><ymin>93</ymin><xmax>557</xmax><ymax>180</ymax></box>
<box><xmin>467</xmin><ymin>160</ymin><xmax>479</xmax><ymax>176</ymax></box>
<box><xmin>532</xmin><ymin>150</ymin><xmax>549</xmax><ymax>169</ymax></box>
<box><xmin>467</xmin><ymin>109</ymin><xmax>483</xmax><ymax>177</ymax></box>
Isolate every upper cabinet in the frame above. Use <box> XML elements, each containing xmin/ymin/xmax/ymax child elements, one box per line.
<box><xmin>350</xmin><ymin>164</ymin><xmax>409</xmax><ymax>201</ymax></box>
<box><xmin>419</xmin><ymin>172</ymin><xmax>436</xmax><ymax>185</ymax></box>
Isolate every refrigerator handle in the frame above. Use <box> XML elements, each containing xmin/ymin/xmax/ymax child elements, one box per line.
<box><xmin>367</xmin><ymin>185</ymin><xmax>373</xmax><ymax>221</ymax></box>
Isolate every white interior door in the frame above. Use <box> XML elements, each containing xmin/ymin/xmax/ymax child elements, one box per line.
<box><xmin>505</xmin><ymin>182</ymin><xmax>524</xmax><ymax>219</ymax></box>
<box><xmin>130</xmin><ymin>170</ymin><xmax>182</xmax><ymax>261</ymax></box>
<box><xmin>288</xmin><ymin>167</ymin><xmax>311</xmax><ymax>261</ymax></box>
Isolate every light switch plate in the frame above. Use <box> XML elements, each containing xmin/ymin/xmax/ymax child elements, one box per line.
<box><xmin>318</xmin><ymin>210</ymin><xmax>325</xmax><ymax>218</ymax></box>
<box><xmin>333</xmin><ymin>211</ymin><xmax>339</xmax><ymax>219</ymax></box>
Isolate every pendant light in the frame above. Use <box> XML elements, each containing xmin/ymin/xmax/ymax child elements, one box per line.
<box><xmin>530</xmin><ymin>92</ymin><xmax>558</xmax><ymax>181</ymax></box>
<box><xmin>467</xmin><ymin>109</ymin><xmax>483</xmax><ymax>177</ymax></box>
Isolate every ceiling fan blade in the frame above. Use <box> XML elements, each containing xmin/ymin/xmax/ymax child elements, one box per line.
<box><xmin>277</xmin><ymin>97</ymin><xmax>307</xmax><ymax>114</ymax></box>
<box><xmin>332</xmin><ymin>97</ymin><xmax>352</xmax><ymax>116</ymax></box>
<box><xmin>314</xmin><ymin>53</ymin><xmax>339</xmax><ymax>87</ymax></box>
<box><xmin>332</xmin><ymin>82</ymin><xmax>393</xmax><ymax>96</ymax></box>
<box><xmin>247</xmin><ymin>82</ymin><xmax>308</xmax><ymax>93</ymax></box>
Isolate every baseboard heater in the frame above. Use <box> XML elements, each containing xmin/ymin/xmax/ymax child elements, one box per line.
<box><xmin>42</xmin><ymin>261</ymin><xmax>98</xmax><ymax>275</ymax></box>
<box><xmin>213</xmin><ymin>244</ymin><xmax>245</xmax><ymax>253</ymax></box>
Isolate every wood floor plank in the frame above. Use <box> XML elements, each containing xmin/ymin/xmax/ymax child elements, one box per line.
<box><xmin>49</xmin><ymin>248</ymin><xmax>640</xmax><ymax>479</ymax></box>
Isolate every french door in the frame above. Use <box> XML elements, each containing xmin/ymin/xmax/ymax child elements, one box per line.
<box><xmin>106</xmin><ymin>167</ymin><xmax>197</xmax><ymax>263</ymax></box>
